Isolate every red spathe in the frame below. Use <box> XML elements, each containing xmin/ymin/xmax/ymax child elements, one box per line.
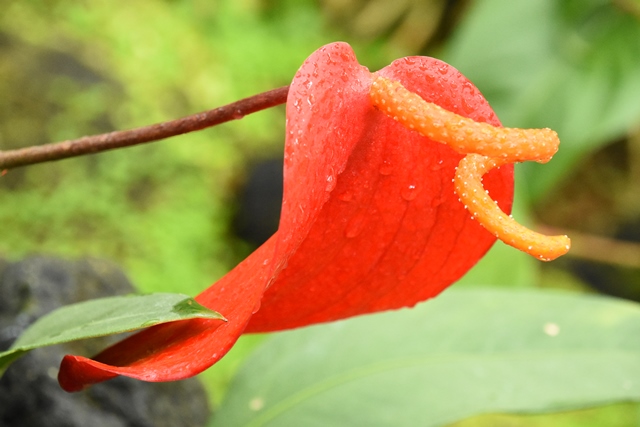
<box><xmin>58</xmin><ymin>42</ymin><xmax>513</xmax><ymax>392</ymax></box>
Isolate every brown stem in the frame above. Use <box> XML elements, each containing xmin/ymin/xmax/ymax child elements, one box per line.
<box><xmin>541</xmin><ymin>226</ymin><xmax>640</xmax><ymax>269</ymax></box>
<box><xmin>0</xmin><ymin>85</ymin><xmax>290</xmax><ymax>170</ymax></box>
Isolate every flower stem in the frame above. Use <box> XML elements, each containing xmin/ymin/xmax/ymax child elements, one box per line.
<box><xmin>0</xmin><ymin>85</ymin><xmax>290</xmax><ymax>170</ymax></box>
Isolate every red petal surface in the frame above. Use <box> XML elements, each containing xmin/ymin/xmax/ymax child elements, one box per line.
<box><xmin>58</xmin><ymin>42</ymin><xmax>513</xmax><ymax>391</ymax></box>
<box><xmin>246</xmin><ymin>43</ymin><xmax>513</xmax><ymax>331</ymax></box>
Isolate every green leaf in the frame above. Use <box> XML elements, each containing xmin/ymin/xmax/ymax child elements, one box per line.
<box><xmin>0</xmin><ymin>293</ymin><xmax>224</xmax><ymax>375</ymax></box>
<box><xmin>211</xmin><ymin>289</ymin><xmax>640</xmax><ymax>427</ymax></box>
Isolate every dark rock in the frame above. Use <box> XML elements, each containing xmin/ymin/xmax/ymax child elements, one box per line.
<box><xmin>0</xmin><ymin>256</ymin><xmax>210</xmax><ymax>427</ymax></box>
<box><xmin>233</xmin><ymin>157</ymin><xmax>283</xmax><ymax>247</ymax></box>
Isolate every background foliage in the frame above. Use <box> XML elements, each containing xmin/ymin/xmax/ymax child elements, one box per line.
<box><xmin>1</xmin><ymin>0</ymin><xmax>639</xmax><ymax>425</ymax></box>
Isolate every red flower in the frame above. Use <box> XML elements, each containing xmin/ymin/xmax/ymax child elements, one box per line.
<box><xmin>58</xmin><ymin>42</ymin><xmax>566</xmax><ymax>392</ymax></box>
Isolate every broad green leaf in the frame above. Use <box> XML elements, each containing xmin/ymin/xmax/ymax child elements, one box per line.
<box><xmin>0</xmin><ymin>293</ymin><xmax>224</xmax><ymax>375</ymax></box>
<box><xmin>444</xmin><ymin>0</ymin><xmax>640</xmax><ymax>200</ymax></box>
<box><xmin>211</xmin><ymin>289</ymin><xmax>640</xmax><ymax>427</ymax></box>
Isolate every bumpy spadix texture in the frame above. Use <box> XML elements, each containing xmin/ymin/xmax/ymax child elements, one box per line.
<box><xmin>58</xmin><ymin>42</ymin><xmax>514</xmax><ymax>392</ymax></box>
<box><xmin>369</xmin><ymin>76</ymin><xmax>559</xmax><ymax>163</ymax></box>
<box><xmin>454</xmin><ymin>154</ymin><xmax>570</xmax><ymax>261</ymax></box>
<box><xmin>369</xmin><ymin>76</ymin><xmax>570</xmax><ymax>261</ymax></box>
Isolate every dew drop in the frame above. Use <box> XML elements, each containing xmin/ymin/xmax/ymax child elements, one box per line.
<box><xmin>325</xmin><ymin>174</ymin><xmax>337</xmax><ymax>192</ymax></box>
<box><xmin>252</xmin><ymin>299</ymin><xmax>262</xmax><ymax>314</ymax></box>
<box><xmin>232</xmin><ymin>109</ymin><xmax>244</xmax><ymax>120</ymax></box>
<box><xmin>338</xmin><ymin>192</ymin><xmax>353</xmax><ymax>202</ymax></box>
<box><xmin>379</xmin><ymin>160</ymin><xmax>393</xmax><ymax>176</ymax></box>
<box><xmin>345</xmin><ymin>213</ymin><xmax>366</xmax><ymax>238</ymax></box>
<box><xmin>430</xmin><ymin>159</ymin><xmax>445</xmax><ymax>171</ymax></box>
<box><xmin>401</xmin><ymin>184</ymin><xmax>418</xmax><ymax>201</ymax></box>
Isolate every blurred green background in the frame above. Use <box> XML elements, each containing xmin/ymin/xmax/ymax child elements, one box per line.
<box><xmin>1</xmin><ymin>0</ymin><xmax>639</xmax><ymax>425</ymax></box>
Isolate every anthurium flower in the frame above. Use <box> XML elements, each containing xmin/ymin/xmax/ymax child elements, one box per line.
<box><xmin>58</xmin><ymin>42</ymin><xmax>568</xmax><ymax>392</ymax></box>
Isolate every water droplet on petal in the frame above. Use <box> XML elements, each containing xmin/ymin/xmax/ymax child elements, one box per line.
<box><xmin>252</xmin><ymin>299</ymin><xmax>262</xmax><ymax>314</ymax></box>
<box><xmin>401</xmin><ymin>184</ymin><xmax>418</xmax><ymax>201</ymax></box>
<box><xmin>345</xmin><ymin>213</ymin><xmax>366</xmax><ymax>238</ymax></box>
<box><xmin>430</xmin><ymin>159</ymin><xmax>445</xmax><ymax>171</ymax></box>
<box><xmin>325</xmin><ymin>174</ymin><xmax>336</xmax><ymax>192</ymax></box>
<box><xmin>338</xmin><ymin>192</ymin><xmax>353</xmax><ymax>202</ymax></box>
<box><xmin>379</xmin><ymin>161</ymin><xmax>393</xmax><ymax>176</ymax></box>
